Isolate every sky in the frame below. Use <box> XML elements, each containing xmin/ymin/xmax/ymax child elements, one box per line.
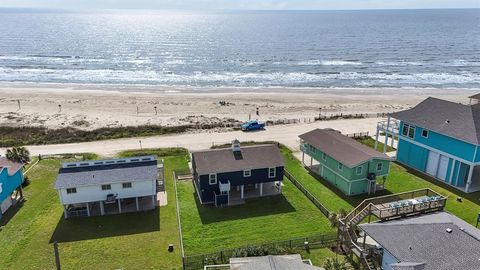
<box><xmin>0</xmin><ymin>0</ymin><xmax>478</xmax><ymax>10</ymax></box>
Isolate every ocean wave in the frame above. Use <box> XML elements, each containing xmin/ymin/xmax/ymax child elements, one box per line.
<box><xmin>297</xmin><ymin>60</ymin><xmax>362</xmax><ymax>66</ymax></box>
<box><xmin>0</xmin><ymin>67</ymin><xmax>478</xmax><ymax>87</ymax></box>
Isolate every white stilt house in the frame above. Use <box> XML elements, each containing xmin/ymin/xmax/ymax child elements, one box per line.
<box><xmin>55</xmin><ymin>156</ymin><xmax>160</xmax><ymax>218</ymax></box>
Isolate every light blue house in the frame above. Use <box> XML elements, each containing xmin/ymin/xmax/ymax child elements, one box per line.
<box><xmin>376</xmin><ymin>94</ymin><xmax>480</xmax><ymax>193</ymax></box>
<box><xmin>0</xmin><ymin>157</ymin><xmax>24</xmax><ymax>220</ymax></box>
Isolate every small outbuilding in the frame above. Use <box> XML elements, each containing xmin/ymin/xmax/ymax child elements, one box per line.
<box><xmin>191</xmin><ymin>140</ymin><xmax>284</xmax><ymax>206</ymax></box>
<box><xmin>54</xmin><ymin>156</ymin><xmax>160</xmax><ymax>218</ymax></box>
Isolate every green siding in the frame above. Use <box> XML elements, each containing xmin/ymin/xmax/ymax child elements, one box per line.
<box><xmin>301</xmin><ymin>143</ymin><xmax>391</xmax><ymax>196</ymax></box>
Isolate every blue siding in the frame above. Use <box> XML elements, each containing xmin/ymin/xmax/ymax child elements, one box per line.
<box><xmin>381</xmin><ymin>249</ymin><xmax>398</xmax><ymax>270</ymax></box>
<box><xmin>0</xmin><ymin>169</ymin><xmax>23</xmax><ymax>203</ymax></box>
<box><xmin>397</xmin><ymin>138</ymin><xmax>428</xmax><ymax>171</ymax></box>
<box><xmin>399</xmin><ymin>121</ymin><xmax>477</xmax><ymax>162</ymax></box>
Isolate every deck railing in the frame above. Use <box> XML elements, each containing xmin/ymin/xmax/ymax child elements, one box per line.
<box><xmin>376</xmin><ymin>119</ymin><xmax>400</xmax><ymax>134</ymax></box>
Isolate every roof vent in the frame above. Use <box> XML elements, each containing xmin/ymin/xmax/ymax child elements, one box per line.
<box><xmin>460</xmin><ymin>227</ymin><xmax>465</xmax><ymax>231</ymax></box>
<box><xmin>445</xmin><ymin>119</ymin><xmax>450</xmax><ymax>124</ymax></box>
<box><xmin>446</xmin><ymin>228</ymin><xmax>453</xmax><ymax>233</ymax></box>
<box><xmin>232</xmin><ymin>139</ymin><xmax>241</xmax><ymax>152</ymax></box>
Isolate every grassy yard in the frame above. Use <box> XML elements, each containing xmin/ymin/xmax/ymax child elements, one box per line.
<box><xmin>177</xmin><ymin>176</ymin><xmax>335</xmax><ymax>255</ymax></box>
<box><xmin>0</xmin><ymin>152</ymin><xmax>185</xmax><ymax>270</ymax></box>
<box><xmin>283</xmin><ymin>144</ymin><xmax>480</xmax><ymax>226</ymax></box>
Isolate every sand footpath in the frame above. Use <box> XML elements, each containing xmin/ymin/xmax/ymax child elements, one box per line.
<box><xmin>0</xmin><ymin>83</ymin><xmax>476</xmax><ymax>130</ymax></box>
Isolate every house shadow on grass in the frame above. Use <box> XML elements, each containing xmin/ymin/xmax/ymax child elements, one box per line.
<box><xmin>0</xmin><ymin>200</ymin><xmax>25</xmax><ymax>227</ymax></box>
<box><xmin>395</xmin><ymin>162</ymin><xmax>480</xmax><ymax>205</ymax></box>
<box><xmin>192</xmin><ymin>191</ymin><xmax>296</xmax><ymax>225</ymax></box>
<box><xmin>305</xmin><ymin>166</ymin><xmax>393</xmax><ymax>210</ymax></box>
<box><xmin>49</xmin><ymin>208</ymin><xmax>160</xmax><ymax>243</ymax></box>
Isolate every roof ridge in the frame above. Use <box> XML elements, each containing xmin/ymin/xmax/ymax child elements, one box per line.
<box><xmin>324</xmin><ymin>129</ymin><xmax>388</xmax><ymax>157</ymax></box>
<box><xmin>192</xmin><ymin>144</ymin><xmax>276</xmax><ymax>153</ymax></box>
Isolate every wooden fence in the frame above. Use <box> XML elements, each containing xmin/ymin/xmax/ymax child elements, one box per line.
<box><xmin>182</xmin><ymin>232</ymin><xmax>337</xmax><ymax>270</ymax></box>
<box><xmin>284</xmin><ymin>169</ymin><xmax>331</xmax><ymax>218</ymax></box>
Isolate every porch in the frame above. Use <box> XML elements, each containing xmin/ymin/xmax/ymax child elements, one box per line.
<box><xmin>63</xmin><ymin>195</ymin><xmax>156</xmax><ymax>218</ymax></box>
<box><xmin>218</xmin><ymin>182</ymin><xmax>283</xmax><ymax>206</ymax></box>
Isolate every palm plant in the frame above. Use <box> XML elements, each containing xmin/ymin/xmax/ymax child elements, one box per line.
<box><xmin>6</xmin><ymin>146</ymin><xmax>31</xmax><ymax>164</ymax></box>
<box><xmin>324</xmin><ymin>256</ymin><xmax>353</xmax><ymax>270</ymax></box>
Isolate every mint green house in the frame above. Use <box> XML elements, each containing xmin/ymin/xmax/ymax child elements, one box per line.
<box><xmin>299</xmin><ymin>129</ymin><xmax>391</xmax><ymax>196</ymax></box>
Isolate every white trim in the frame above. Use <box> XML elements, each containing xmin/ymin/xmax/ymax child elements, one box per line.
<box><xmin>268</xmin><ymin>167</ymin><xmax>276</xmax><ymax>178</ymax></box>
<box><xmin>322</xmin><ymin>152</ymin><xmax>327</xmax><ymax>161</ymax></box>
<box><xmin>376</xmin><ymin>163</ymin><xmax>383</xmax><ymax>172</ymax></box>
<box><xmin>421</xmin><ymin>129</ymin><xmax>429</xmax><ymax>138</ymax></box>
<box><xmin>356</xmin><ymin>166</ymin><xmax>363</xmax><ymax>175</ymax></box>
<box><xmin>101</xmin><ymin>184</ymin><xmax>112</xmax><ymax>191</ymax></box>
<box><xmin>243</xmin><ymin>169</ymin><xmax>251</xmax><ymax>177</ymax></box>
<box><xmin>209</xmin><ymin>174</ymin><xmax>217</xmax><ymax>185</ymax></box>
<box><xmin>338</xmin><ymin>163</ymin><xmax>343</xmax><ymax>171</ymax></box>
<box><xmin>398</xmin><ymin>136</ymin><xmax>475</xmax><ymax>166</ymax></box>
<box><xmin>66</xmin><ymin>187</ymin><xmax>77</xmax><ymax>194</ymax></box>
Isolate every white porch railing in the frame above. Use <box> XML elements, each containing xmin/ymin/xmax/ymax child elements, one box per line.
<box><xmin>377</xmin><ymin>119</ymin><xmax>400</xmax><ymax>135</ymax></box>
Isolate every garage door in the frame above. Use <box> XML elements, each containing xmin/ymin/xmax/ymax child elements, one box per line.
<box><xmin>437</xmin><ymin>155</ymin><xmax>449</xmax><ymax>181</ymax></box>
<box><xmin>1</xmin><ymin>196</ymin><xmax>13</xmax><ymax>214</ymax></box>
<box><xmin>426</xmin><ymin>151</ymin><xmax>440</xmax><ymax>176</ymax></box>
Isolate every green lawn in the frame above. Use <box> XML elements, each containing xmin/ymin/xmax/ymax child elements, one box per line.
<box><xmin>283</xmin><ymin>144</ymin><xmax>480</xmax><ymax>226</ymax></box>
<box><xmin>177</xmin><ymin>177</ymin><xmax>335</xmax><ymax>255</ymax></box>
<box><xmin>0</xmin><ymin>153</ymin><xmax>185</xmax><ymax>270</ymax></box>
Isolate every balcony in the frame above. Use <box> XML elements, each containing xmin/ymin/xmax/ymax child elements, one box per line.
<box><xmin>377</xmin><ymin>119</ymin><xmax>400</xmax><ymax>135</ymax></box>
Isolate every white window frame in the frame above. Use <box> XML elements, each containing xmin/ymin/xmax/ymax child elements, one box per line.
<box><xmin>338</xmin><ymin>163</ymin><xmax>343</xmax><ymax>171</ymax></box>
<box><xmin>322</xmin><ymin>152</ymin><xmax>327</xmax><ymax>161</ymax></box>
<box><xmin>402</xmin><ymin>123</ymin><xmax>415</xmax><ymax>139</ymax></box>
<box><xmin>101</xmin><ymin>184</ymin><xmax>111</xmax><ymax>191</ymax></box>
<box><xmin>243</xmin><ymin>169</ymin><xmax>251</xmax><ymax>177</ymax></box>
<box><xmin>66</xmin><ymin>188</ymin><xmax>77</xmax><ymax>194</ymax></box>
<box><xmin>377</xmin><ymin>163</ymin><xmax>383</xmax><ymax>172</ymax></box>
<box><xmin>356</xmin><ymin>166</ymin><xmax>363</xmax><ymax>175</ymax></box>
<box><xmin>122</xmin><ymin>182</ymin><xmax>132</xmax><ymax>189</ymax></box>
<box><xmin>209</xmin><ymin>174</ymin><xmax>217</xmax><ymax>185</ymax></box>
<box><xmin>268</xmin><ymin>167</ymin><xmax>276</xmax><ymax>178</ymax></box>
<box><xmin>421</xmin><ymin>129</ymin><xmax>429</xmax><ymax>138</ymax></box>
<box><xmin>309</xmin><ymin>145</ymin><xmax>316</xmax><ymax>153</ymax></box>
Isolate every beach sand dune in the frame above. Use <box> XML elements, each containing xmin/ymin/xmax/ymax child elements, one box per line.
<box><xmin>0</xmin><ymin>83</ymin><xmax>475</xmax><ymax>131</ymax></box>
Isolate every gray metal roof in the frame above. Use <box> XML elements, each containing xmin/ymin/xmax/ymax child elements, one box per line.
<box><xmin>192</xmin><ymin>144</ymin><xmax>284</xmax><ymax>175</ymax></box>
<box><xmin>390</xmin><ymin>97</ymin><xmax>480</xmax><ymax>145</ymax></box>
<box><xmin>299</xmin><ymin>129</ymin><xmax>390</xmax><ymax>168</ymax></box>
<box><xmin>54</xmin><ymin>156</ymin><xmax>158</xmax><ymax>189</ymax></box>
<box><xmin>360</xmin><ymin>212</ymin><xmax>480</xmax><ymax>270</ymax></box>
<box><xmin>231</xmin><ymin>255</ymin><xmax>324</xmax><ymax>270</ymax></box>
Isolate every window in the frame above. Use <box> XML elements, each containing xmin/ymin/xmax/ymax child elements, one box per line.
<box><xmin>209</xmin><ymin>174</ymin><xmax>217</xmax><ymax>185</ymax></box>
<box><xmin>268</xmin><ymin>167</ymin><xmax>276</xmax><ymax>178</ymax></box>
<box><xmin>101</xmin><ymin>184</ymin><xmax>111</xmax><ymax>191</ymax></box>
<box><xmin>322</xmin><ymin>152</ymin><xmax>327</xmax><ymax>161</ymax></box>
<box><xmin>356</xmin><ymin>166</ymin><xmax>363</xmax><ymax>175</ymax></box>
<box><xmin>402</xmin><ymin>123</ymin><xmax>415</xmax><ymax>139</ymax></box>
<box><xmin>338</xmin><ymin>163</ymin><xmax>343</xmax><ymax>171</ymax></box>
<box><xmin>66</xmin><ymin>188</ymin><xmax>77</xmax><ymax>194</ymax></box>
<box><xmin>122</xmin><ymin>182</ymin><xmax>132</xmax><ymax>188</ymax></box>
<box><xmin>309</xmin><ymin>145</ymin><xmax>316</xmax><ymax>153</ymax></box>
<box><xmin>422</xmin><ymin>129</ymin><xmax>429</xmax><ymax>138</ymax></box>
<box><xmin>243</xmin><ymin>169</ymin><xmax>251</xmax><ymax>177</ymax></box>
<box><xmin>377</xmin><ymin>163</ymin><xmax>383</xmax><ymax>171</ymax></box>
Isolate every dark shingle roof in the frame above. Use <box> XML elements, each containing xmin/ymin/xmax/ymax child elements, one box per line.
<box><xmin>299</xmin><ymin>129</ymin><xmax>390</xmax><ymax>168</ymax></box>
<box><xmin>54</xmin><ymin>157</ymin><xmax>157</xmax><ymax>189</ymax></box>
<box><xmin>360</xmin><ymin>212</ymin><xmax>480</xmax><ymax>270</ymax></box>
<box><xmin>0</xmin><ymin>157</ymin><xmax>23</xmax><ymax>176</ymax></box>
<box><xmin>390</xmin><ymin>97</ymin><xmax>480</xmax><ymax>145</ymax></box>
<box><xmin>192</xmin><ymin>144</ymin><xmax>284</xmax><ymax>175</ymax></box>
<box><xmin>469</xmin><ymin>93</ymin><xmax>480</xmax><ymax>100</ymax></box>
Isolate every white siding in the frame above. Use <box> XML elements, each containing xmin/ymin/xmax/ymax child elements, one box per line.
<box><xmin>59</xmin><ymin>180</ymin><xmax>156</xmax><ymax>205</ymax></box>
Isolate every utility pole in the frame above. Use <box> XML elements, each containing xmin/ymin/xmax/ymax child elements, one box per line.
<box><xmin>53</xmin><ymin>241</ymin><xmax>61</xmax><ymax>270</ymax></box>
<box><xmin>17</xmin><ymin>99</ymin><xmax>21</xmax><ymax>110</ymax></box>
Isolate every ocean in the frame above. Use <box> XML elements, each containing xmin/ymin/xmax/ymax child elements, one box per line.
<box><xmin>0</xmin><ymin>8</ymin><xmax>479</xmax><ymax>89</ymax></box>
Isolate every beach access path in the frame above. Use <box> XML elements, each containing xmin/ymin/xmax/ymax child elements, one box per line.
<box><xmin>0</xmin><ymin>118</ymin><xmax>382</xmax><ymax>157</ymax></box>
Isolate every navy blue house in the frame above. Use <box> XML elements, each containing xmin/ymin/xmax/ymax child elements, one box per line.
<box><xmin>191</xmin><ymin>140</ymin><xmax>284</xmax><ymax>206</ymax></box>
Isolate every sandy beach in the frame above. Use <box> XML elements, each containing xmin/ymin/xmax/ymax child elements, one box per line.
<box><xmin>0</xmin><ymin>83</ymin><xmax>476</xmax><ymax>130</ymax></box>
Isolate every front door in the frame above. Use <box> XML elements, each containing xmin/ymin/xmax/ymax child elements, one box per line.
<box><xmin>426</xmin><ymin>151</ymin><xmax>440</xmax><ymax>176</ymax></box>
